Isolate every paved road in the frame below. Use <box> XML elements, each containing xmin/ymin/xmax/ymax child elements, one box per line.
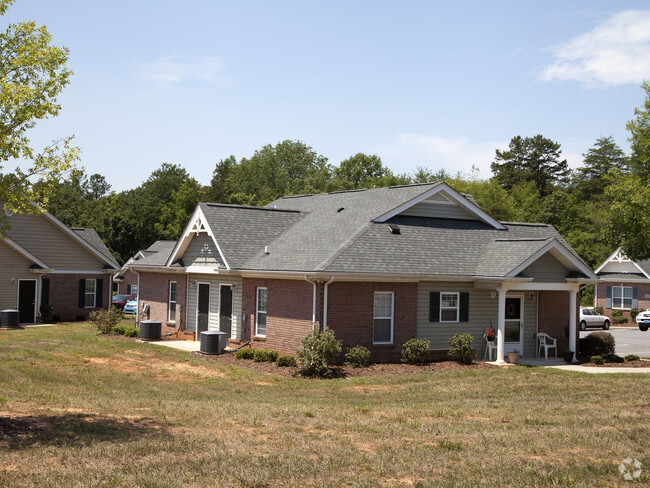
<box><xmin>579</xmin><ymin>327</ymin><xmax>650</xmax><ymax>357</ymax></box>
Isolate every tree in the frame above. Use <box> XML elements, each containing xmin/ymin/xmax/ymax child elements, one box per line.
<box><xmin>491</xmin><ymin>135</ymin><xmax>569</xmax><ymax>196</ymax></box>
<box><xmin>0</xmin><ymin>0</ymin><xmax>79</xmax><ymax>225</ymax></box>
<box><xmin>155</xmin><ymin>178</ymin><xmax>204</xmax><ymax>240</ymax></box>
<box><xmin>574</xmin><ymin>136</ymin><xmax>628</xmax><ymax>196</ymax></box>
<box><xmin>206</xmin><ymin>155</ymin><xmax>236</xmax><ymax>203</ymax></box>
<box><xmin>627</xmin><ymin>81</ymin><xmax>650</xmax><ymax>179</ymax></box>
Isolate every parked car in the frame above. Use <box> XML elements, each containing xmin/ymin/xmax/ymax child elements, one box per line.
<box><xmin>112</xmin><ymin>294</ymin><xmax>136</xmax><ymax>309</ymax></box>
<box><xmin>636</xmin><ymin>309</ymin><xmax>650</xmax><ymax>331</ymax></box>
<box><xmin>579</xmin><ymin>307</ymin><xmax>610</xmax><ymax>330</ymax></box>
<box><xmin>123</xmin><ymin>299</ymin><xmax>138</xmax><ymax>315</ymax></box>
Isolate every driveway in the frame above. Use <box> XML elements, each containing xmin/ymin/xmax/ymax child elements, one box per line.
<box><xmin>580</xmin><ymin>327</ymin><xmax>650</xmax><ymax>357</ymax></box>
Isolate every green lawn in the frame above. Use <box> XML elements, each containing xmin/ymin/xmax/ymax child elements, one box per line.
<box><xmin>1</xmin><ymin>324</ymin><xmax>648</xmax><ymax>487</ymax></box>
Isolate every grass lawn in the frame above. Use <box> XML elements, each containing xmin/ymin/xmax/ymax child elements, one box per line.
<box><xmin>1</xmin><ymin>324</ymin><xmax>649</xmax><ymax>487</ymax></box>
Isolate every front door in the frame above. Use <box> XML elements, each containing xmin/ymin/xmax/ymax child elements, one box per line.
<box><xmin>504</xmin><ymin>296</ymin><xmax>524</xmax><ymax>355</ymax></box>
<box><xmin>197</xmin><ymin>283</ymin><xmax>210</xmax><ymax>336</ymax></box>
<box><xmin>219</xmin><ymin>285</ymin><xmax>232</xmax><ymax>338</ymax></box>
<box><xmin>18</xmin><ymin>280</ymin><xmax>36</xmax><ymax>323</ymax></box>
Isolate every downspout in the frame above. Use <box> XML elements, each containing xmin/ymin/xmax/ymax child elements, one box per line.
<box><xmin>303</xmin><ymin>276</ymin><xmax>318</xmax><ymax>325</ymax></box>
<box><xmin>134</xmin><ymin>270</ymin><xmax>141</xmax><ymax>325</ymax></box>
<box><xmin>322</xmin><ymin>276</ymin><xmax>335</xmax><ymax>329</ymax></box>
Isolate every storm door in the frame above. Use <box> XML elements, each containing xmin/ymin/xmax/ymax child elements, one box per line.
<box><xmin>219</xmin><ymin>285</ymin><xmax>232</xmax><ymax>338</ymax></box>
<box><xmin>18</xmin><ymin>280</ymin><xmax>36</xmax><ymax>323</ymax></box>
<box><xmin>504</xmin><ymin>296</ymin><xmax>524</xmax><ymax>355</ymax></box>
<box><xmin>197</xmin><ymin>283</ymin><xmax>210</xmax><ymax>336</ymax></box>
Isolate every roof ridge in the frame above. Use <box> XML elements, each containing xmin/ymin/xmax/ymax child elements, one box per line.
<box><xmin>315</xmin><ymin>222</ymin><xmax>374</xmax><ymax>271</ymax></box>
<box><xmin>203</xmin><ymin>202</ymin><xmax>300</xmax><ymax>214</ymax></box>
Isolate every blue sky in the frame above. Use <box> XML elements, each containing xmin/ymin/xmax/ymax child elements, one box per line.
<box><xmin>5</xmin><ymin>0</ymin><xmax>650</xmax><ymax>192</ymax></box>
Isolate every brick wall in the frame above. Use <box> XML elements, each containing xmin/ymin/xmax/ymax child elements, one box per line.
<box><xmin>47</xmin><ymin>274</ymin><xmax>112</xmax><ymax>321</ymax></box>
<box><xmin>117</xmin><ymin>269</ymin><xmax>139</xmax><ymax>295</ymax></box>
<box><xmin>537</xmin><ymin>290</ymin><xmax>578</xmax><ymax>353</ymax></box>
<box><xmin>595</xmin><ymin>281</ymin><xmax>650</xmax><ymax>322</ymax></box>
<box><xmin>138</xmin><ymin>272</ymin><xmax>187</xmax><ymax>336</ymax></box>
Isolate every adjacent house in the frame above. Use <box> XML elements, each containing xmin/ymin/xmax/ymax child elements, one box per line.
<box><xmin>0</xmin><ymin>207</ymin><xmax>119</xmax><ymax>323</ymax></box>
<box><xmin>594</xmin><ymin>247</ymin><xmax>650</xmax><ymax>322</ymax></box>
<box><xmin>127</xmin><ymin>182</ymin><xmax>598</xmax><ymax>363</ymax></box>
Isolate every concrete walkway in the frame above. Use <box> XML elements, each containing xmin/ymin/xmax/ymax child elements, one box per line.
<box><xmin>146</xmin><ymin>340</ymin><xmax>200</xmax><ymax>352</ymax></box>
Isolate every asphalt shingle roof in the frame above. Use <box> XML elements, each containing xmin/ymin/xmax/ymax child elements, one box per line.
<box><xmin>132</xmin><ymin>240</ymin><xmax>177</xmax><ymax>267</ymax></box>
<box><xmin>71</xmin><ymin>228</ymin><xmax>120</xmax><ymax>268</ymax></box>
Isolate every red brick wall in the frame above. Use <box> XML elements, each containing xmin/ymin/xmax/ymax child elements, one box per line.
<box><xmin>537</xmin><ymin>290</ymin><xmax>578</xmax><ymax>353</ymax></box>
<box><xmin>46</xmin><ymin>274</ymin><xmax>112</xmax><ymax>321</ymax></box>
<box><xmin>138</xmin><ymin>272</ymin><xmax>187</xmax><ymax>336</ymax></box>
<box><xmin>117</xmin><ymin>269</ymin><xmax>139</xmax><ymax>296</ymax></box>
<box><xmin>595</xmin><ymin>282</ymin><xmax>650</xmax><ymax>322</ymax></box>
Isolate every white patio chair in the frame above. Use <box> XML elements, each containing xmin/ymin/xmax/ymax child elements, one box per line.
<box><xmin>483</xmin><ymin>333</ymin><xmax>497</xmax><ymax>361</ymax></box>
<box><xmin>537</xmin><ymin>332</ymin><xmax>557</xmax><ymax>359</ymax></box>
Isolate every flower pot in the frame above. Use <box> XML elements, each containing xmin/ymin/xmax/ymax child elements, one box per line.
<box><xmin>507</xmin><ymin>352</ymin><xmax>520</xmax><ymax>364</ymax></box>
<box><xmin>562</xmin><ymin>351</ymin><xmax>574</xmax><ymax>364</ymax></box>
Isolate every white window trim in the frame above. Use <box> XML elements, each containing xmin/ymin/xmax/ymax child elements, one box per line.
<box><xmin>440</xmin><ymin>291</ymin><xmax>460</xmax><ymax>323</ymax></box>
<box><xmin>612</xmin><ymin>285</ymin><xmax>634</xmax><ymax>310</ymax></box>
<box><xmin>130</xmin><ymin>285</ymin><xmax>139</xmax><ymax>296</ymax></box>
<box><xmin>168</xmin><ymin>281</ymin><xmax>177</xmax><ymax>323</ymax></box>
<box><xmin>255</xmin><ymin>287</ymin><xmax>267</xmax><ymax>337</ymax></box>
<box><xmin>85</xmin><ymin>279</ymin><xmax>96</xmax><ymax>308</ymax></box>
<box><xmin>373</xmin><ymin>291</ymin><xmax>394</xmax><ymax>344</ymax></box>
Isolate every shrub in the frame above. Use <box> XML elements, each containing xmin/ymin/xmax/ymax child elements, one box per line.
<box><xmin>631</xmin><ymin>308</ymin><xmax>640</xmax><ymax>322</ymax></box>
<box><xmin>276</xmin><ymin>355</ymin><xmax>297</xmax><ymax>367</ymax></box>
<box><xmin>345</xmin><ymin>345</ymin><xmax>371</xmax><ymax>367</ymax></box>
<box><xmin>625</xmin><ymin>354</ymin><xmax>640</xmax><ymax>362</ymax></box>
<box><xmin>39</xmin><ymin>305</ymin><xmax>54</xmax><ymax>322</ymax></box>
<box><xmin>235</xmin><ymin>348</ymin><xmax>255</xmax><ymax>360</ymax></box>
<box><xmin>612</xmin><ymin>315</ymin><xmax>628</xmax><ymax>324</ymax></box>
<box><xmin>595</xmin><ymin>306</ymin><xmax>604</xmax><ymax>315</ymax></box>
<box><xmin>448</xmin><ymin>334</ymin><xmax>476</xmax><ymax>364</ymax></box>
<box><xmin>589</xmin><ymin>355</ymin><xmax>605</xmax><ymax>365</ymax></box>
<box><xmin>401</xmin><ymin>338</ymin><xmax>430</xmax><ymax>365</ymax></box>
<box><xmin>296</xmin><ymin>328</ymin><xmax>342</xmax><ymax>377</ymax></box>
<box><xmin>124</xmin><ymin>328</ymin><xmax>139</xmax><ymax>338</ymax></box>
<box><xmin>612</xmin><ymin>309</ymin><xmax>623</xmax><ymax>317</ymax></box>
<box><xmin>112</xmin><ymin>324</ymin><xmax>126</xmax><ymax>336</ymax></box>
<box><xmin>76</xmin><ymin>314</ymin><xmax>86</xmax><ymax>322</ymax></box>
<box><xmin>605</xmin><ymin>354</ymin><xmax>624</xmax><ymax>364</ymax></box>
<box><xmin>579</xmin><ymin>331</ymin><xmax>615</xmax><ymax>358</ymax></box>
<box><xmin>253</xmin><ymin>350</ymin><xmax>279</xmax><ymax>362</ymax></box>
<box><xmin>52</xmin><ymin>315</ymin><xmax>61</xmax><ymax>322</ymax></box>
<box><xmin>89</xmin><ymin>307</ymin><xmax>124</xmax><ymax>334</ymax></box>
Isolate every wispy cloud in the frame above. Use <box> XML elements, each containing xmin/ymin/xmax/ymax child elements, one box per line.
<box><xmin>540</xmin><ymin>10</ymin><xmax>650</xmax><ymax>86</ymax></box>
<box><xmin>134</xmin><ymin>55</ymin><xmax>225</xmax><ymax>88</ymax></box>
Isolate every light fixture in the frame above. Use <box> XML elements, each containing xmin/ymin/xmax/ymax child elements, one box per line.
<box><xmin>528</xmin><ymin>291</ymin><xmax>534</xmax><ymax>299</ymax></box>
<box><xmin>490</xmin><ymin>290</ymin><xmax>497</xmax><ymax>299</ymax></box>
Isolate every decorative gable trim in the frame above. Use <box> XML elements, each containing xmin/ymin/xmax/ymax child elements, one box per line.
<box><xmin>507</xmin><ymin>239</ymin><xmax>598</xmax><ymax>280</ymax></box>
<box><xmin>373</xmin><ymin>182</ymin><xmax>506</xmax><ymax>230</ymax></box>
<box><xmin>1</xmin><ymin>238</ymin><xmax>51</xmax><ymax>270</ymax></box>
<box><xmin>166</xmin><ymin>204</ymin><xmax>230</xmax><ymax>270</ymax></box>
<box><xmin>594</xmin><ymin>247</ymin><xmax>650</xmax><ymax>279</ymax></box>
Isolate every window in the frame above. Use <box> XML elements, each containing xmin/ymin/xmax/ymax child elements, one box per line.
<box><xmin>440</xmin><ymin>292</ymin><xmax>459</xmax><ymax>322</ymax></box>
<box><xmin>168</xmin><ymin>282</ymin><xmax>177</xmax><ymax>322</ymax></box>
<box><xmin>256</xmin><ymin>288</ymin><xmax>267</xmax><ymax>337</ymax></box>
<box><xmin>130</xmin><ymin>285</ymin><xmax>139</xmax><ymax>296</ymax></box>
<box><xmin>85</xmin><ymin>279</ymin><xmax>96</xmax><ymax>308</ymax></box>
<box><xmin>373</xmin><ymin>292</ymin><xmax>394</xmax><ymax>344</ymax></box>
<box><xmin>612</xmin><ymin>286</ymin><xmax>633</xmax><ymax>309</ymax></box>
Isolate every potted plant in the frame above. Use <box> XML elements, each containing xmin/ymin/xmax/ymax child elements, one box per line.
<box><xmin>562</xmin><ymin>350</ymin><xmax>574</xmax><ymax>363</ymax></box>
<box><xmin>485</xmin><ymin>327</ymin><xmax>496</xmax><ymax>342</ymax></box>
<box><xmin>507</xmin><ymin>349</ymin><xmax>520</xmax><ymax>364</ymax></box>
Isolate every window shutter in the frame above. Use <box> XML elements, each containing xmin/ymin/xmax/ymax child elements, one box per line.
<box><xmin>605</xmin><ymin>286</ymin><xmax>612</xmax><ymax>309</ymax></box>
<box><xmin>127</xmin><ymin>284</ymin><xmax>131</xmax><ymax>294</ymax></box>
<box><xmin>41</xmin><ymin>279</ymin><xmax>50</xmax><ymax>306</ymax></box>
<box><xmin>79</xmin><ymin>279</ymin><xmax>86</xmax><ymax>308</ymax></box>
<box><xmin>632</xmin><ymin>286</ymin><xmax>638</xmax><ymax>309</ymax></box>
<box><xmin>96</xmin><ymin>279</ymin><xmax>103</xmax><ymax>308</ymax></box>
<box><xmin>429</xmin><ymin>292</ymin><xmax>440</xmax><ymax>322</ymax></box>
<box><xmin>459</xmin><ymin>292</ymin><xmax>469</xmax><ymax>322</ymax></box>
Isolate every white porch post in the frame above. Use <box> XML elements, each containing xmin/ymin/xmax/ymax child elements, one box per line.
<box><xmin>569</xmin><ymin>290</ymin><xmax>577</xmax><ymax>362</ymax></box>
<box><xmin>496</xmin><ymin>289</ymin><xmax>506</xmax><ymax>363</ymax></box>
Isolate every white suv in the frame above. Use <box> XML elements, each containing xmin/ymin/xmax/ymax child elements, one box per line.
<box><xmin>636</xmin><ymin>309</ymin><xmax>650</xmax><ymax>331</ymax></box>
<box><xmin>579</xmin><ymin>308</ymin><xmax>610</xmax><ymax>331</ymax></box>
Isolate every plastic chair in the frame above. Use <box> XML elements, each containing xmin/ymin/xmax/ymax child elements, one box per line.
<box><xmin>483</xmin><ymin>333</ymin><xmax>497</xmax><ymax>361</ymax></box>
<box><xmin>537</xmin><ymin>333</ymin><xmax>557</xmax><ymax>359</ymax></box>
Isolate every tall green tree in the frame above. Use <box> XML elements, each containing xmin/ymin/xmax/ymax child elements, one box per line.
<box><xmin>206</xmin><ymin>155</ymin><xmax>236</xmax><ymax>203</ymax></box>
<box><xmin>491</xmin><ymin>135</ymin><xmax>569</xmax><ymax>196</ymax></box>
<box><xmin>574</xmin><ymin>136</ymin><xmax>628</xmax><ymax>196</ymax></box>
<box><xmin>0</xmin><ymin>0</ymin><xmax>79</xmax><ymax>224</ymax></box>
<box><xmin>626</xmin><ymin>81</ymin><xmax>650</xmax><ymax>179</ymax></box>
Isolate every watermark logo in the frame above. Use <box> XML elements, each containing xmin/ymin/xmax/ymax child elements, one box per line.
<box><xmin>619</xmin><ymin>457</ymin><xmax>642</xmax><ymax>481</ymax></box>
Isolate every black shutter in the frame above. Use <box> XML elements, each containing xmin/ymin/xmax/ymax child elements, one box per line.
<box><xmin>41</xmin><ymin>278</ymin><xmax>50</xmax><ymax>306</ymax></box>
<box><xmin>96</xmin><ymin>279</ymin><xmax>103</xmax><ymax>308</ymax></box>
<box><xmin>127</xmin><ymin>284</ymin><xmax>131</xmax><ymax>294</ymax></box>
<box><xmin>79</xmin><ymin>279</ymin><xmax>86</xmax><ymax>308</ymax></box>
<box><xmin>429</xmin><ymin>292</ymin><xmax>440</xmax><ymax>322</ymax></box>
<box><xmin>606</xmin><ymin>286</ymin><xmax>612</xmax><ymax>309</ymax></box>
<box><xmin>459</xmin><ymin>292</ymin><xmax>469</xmax><ymax>322</ymax></box>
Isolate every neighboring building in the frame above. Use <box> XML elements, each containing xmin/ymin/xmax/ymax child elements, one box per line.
<box><xmin>594</xmin><ymin>247</ymin><xmax>650</xmax><ymax>322</ymax></box>
<box><xmin>126</xmin><ymin>182</ymin><xmax>598</xmax><ymax>363</ymax></box>
<box><xmin>0</xmin><ymin>207</ymin><xmax>120</xmax><ymax>323</ymax></box>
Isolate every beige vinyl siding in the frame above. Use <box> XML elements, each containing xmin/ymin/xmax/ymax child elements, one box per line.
<box><xmin>523</xmin><ymin>253</ymin><xmax>569</xmax><ymax>282</ymax></box>
<box><xmin>7</xmin><ymin>213</ymin><xmax>104</xmax><ymax>269</ymax></box>
<box><xmin>417</xmin><ymin>282</ymin><xmax>537</xmax><ymax>358</ymax></box>
<box><xmin>183</xmin><ymin>234</ymin><xmax>224</xmax><ymax>267</ymax></box>
<box><xmin>0</xmin><ymin>243</ymin><xmax>35</xmax><ymax>310</ymax></box>
<box><xmin>401</xmin><ymin>201</ymin><xmax>477</xmax><ymax>220</ymax></box>
<box><xmin>186</xmin><ymin>274</ymin><xmax>242</xmax><ymax>338</ymax></box>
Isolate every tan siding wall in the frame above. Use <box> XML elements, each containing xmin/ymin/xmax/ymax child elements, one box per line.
<box><xmin>401</xmin><ymin>202</ymin><xmax>475</xmax><ymax>220</ymax></box>
<box><xmin>183</xmin><ymin>235</ymin><xmax>223</xmax><ymax>267</ymax></box>
<box><xmin>186</xmin><ymin>274</ymin><xmax>242</xmax><ymax>338</ymax></box>
<box><xmin>0</xmin><ymin>243</ymin><xmax>35</xmax><ymax>310</ymax></box>
<box><xmin>523</xmin><ymin>253</ymin><xmax>569</xmax><ymax>282</ymax></box>
<box><xmin>7</xmin><ymin>213</ymin><xmax>105</xmax><ymax>269</ymax></box>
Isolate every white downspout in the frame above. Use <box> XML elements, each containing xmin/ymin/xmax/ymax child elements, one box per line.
<box><xmin>304</xmin><ymin>276</ymin><xmax>317</xmax><ymax>324</ymax></box>
<box><xmin>569</xmin><ymin>289</ymin><xmax>577</xmax><ymax>362</ymax></box>
<box><xmin>496</xmin><ymin>289</ymin><xmax>506</xmax><ymax>364</ymax></box>
<box><xmin>134</xmin><ymin>270</ymin><xmax>140</xmax><ymax>325</ymax></box>
<box><xmin>323</xmin><ymin>276</ymin><xmax>334</xmax><ymax>329</ymax></box>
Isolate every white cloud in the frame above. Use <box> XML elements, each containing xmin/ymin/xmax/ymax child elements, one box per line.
<box><xmin>541</xmin><ymin>10</ymin><xmax>650</xmax><ymax>86</ymax></box>
<box><xmin>134</xmin><ymin>55</ymin><xmax>225</xmax><ymax>88</ymax></box>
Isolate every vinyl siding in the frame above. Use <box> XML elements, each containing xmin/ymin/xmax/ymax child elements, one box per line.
<box><xmin>522</xmin><ymin>253</ymin><xmax>569</xmax><ymax>282</ymax></box>
<box><xmin>185</xmin><ymin>274</ymin><xmax>242</xmax><ymax>338</ymax></box>
<box><xmin>401</xmin><ymin>201</ymin><xmax>477</xmax><ymax>220</ymax></box>
<box><xmin>0</xmin><ymin>243</ymin><xmax>35</xmax><ymax>310</ymax></box>
<box><xmin>183</xmin><ymin>234</ymin><xmax>225</xmax><ymax>268</ymax></box>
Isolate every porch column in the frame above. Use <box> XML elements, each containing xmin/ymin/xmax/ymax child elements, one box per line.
<box><xmin>496</xmin><ymin>289</ymin><xmax>506</xmax><ymax>363</ymax></box>
<box><xmin>569</xmin><ymin>290</ymin><xmax>577</xmax><ymax>362</ymax></box>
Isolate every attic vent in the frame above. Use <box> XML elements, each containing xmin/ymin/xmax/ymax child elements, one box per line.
<box><xmin>337</xmin><ymin>207</ymin><xmax>345</xmax><ymax>213</ymax></box>
<box><xmin>388</xmin><ymin>223</ymin><xmax>401</xmax><ymax>235</ymax></box>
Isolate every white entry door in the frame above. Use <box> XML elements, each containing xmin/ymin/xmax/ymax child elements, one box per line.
<box><xmin>504</xmin><ymin>296</ymin><xmax>524</xmax><ymax>355</ymax></box>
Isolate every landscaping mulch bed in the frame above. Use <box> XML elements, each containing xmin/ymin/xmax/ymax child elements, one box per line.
<box><xmin>580</xmin><ymin>360</ymin><xmax>650</xmax><ymax>368</ymax></box>
<box><xmin>190</xmin><ymin>350</ymin><xmax>498</xmax><ymax>378</ymax></box>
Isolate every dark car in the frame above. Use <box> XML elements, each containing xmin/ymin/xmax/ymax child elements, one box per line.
<box><xmin>112</xmin><ymin>294</ymin><xmax>136</xmax><ymax>310</ymax></box>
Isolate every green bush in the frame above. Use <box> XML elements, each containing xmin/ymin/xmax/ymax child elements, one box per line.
<box><xmin>612</xmin><ymin>309</ymin><xmax>623</xmax><ymax>317</ymax></box>
<box><xmin>345</xmin><ymin>345</ymin><xmax>371</xmax><ymax>367</ymax></box>
<box><xmin>612</xmin><ymin>315</ymin><xmax>628</xmax><ymax>324</ymax></box>
<box><xmin>579</xmin><ymin>332</ymin><xmax>615</xmax><ymax>358</ymax></box>
<box><xmin>253</xmin><ymin>350</ymin><xmax>279</xmax><ymax>362</ymax></box>
<box><xmin>625</xmin><ymin>354</ymin><xmax>640</xmax><ymax>362</ymax></box>
<box><xmin>589</xmin><ymin>355</ymin><xmax>605</xmax><ymax>365</ymax></box>
<box><xmin>276</xmin><ymin>355</ymin><xmax>297</xmax><ymax>367</ymax></box>
<box><xmin>112</xmin><ymin>324</ymin><xmax>126</xmax><ymax>336</ymax></box>
<box><xmin>89</xmin><ymin>307</ymin><xmax>124</xmax><ymax>334</ymax></box>
<box><xmin>124</xmin><ymin>327</ymin><xmax>139</xmax><ymax>338</ymax></box>
<box><xmin>595</xmin><ymin>306</ymin><xmax>604</xmax><ymax>315</ymax></box>
<box><xmin>631</xmin><ymin>308</ymin><xmax>640</xmax><ymax>321</ymax></box>
<box><xmin>296</xmin><ymin>328</ymin><xmax>342</xmax><ymax>377</ymax></box>
<box><xmin>401</xmin><ymin>338</ymin><xmax>430</xmax><ymax>365</ymax></box>
<box><xmin>39</xmin><ymin>305</ymin><xmax>54</xmax><ymax>323</ymax></box>
<box><xmin>605</xmin><ymin>354</ymin><xmax>624</xmax><ymax>364</ymax></box>
<box><xmin>448</xmin><ymin>334</ymin><xmax>475</xmax><ymax>365</ymax></box>
<box><xmin>235</xmin><ymin>348</ymin><xmax>255</xmax><ymax>360</ymax></box>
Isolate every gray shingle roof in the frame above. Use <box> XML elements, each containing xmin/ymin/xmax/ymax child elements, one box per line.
<box><xmin>131</xmin><ymin>240</ymin><xmax>177</xmax><ymax>267</ymax></box>
<box><xmin>598</xmin><ymin>272</ymin><xmax>649</xmax><ymax>281</ymax></box>
<box><xmin>71</xmin><ymin>228</ymin><xmax>120</xmax><ymax>268</ymax></box>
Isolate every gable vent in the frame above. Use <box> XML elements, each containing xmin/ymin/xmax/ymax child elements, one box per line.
<box><xmin>388</xmin><ymin>223</ymin><xmax>401</xmax><ymax>235</ymax></box>
<box><xmin>337</xmin><ymin>207</ymin><xmax>345</xmax><ymax>212</ymax></box>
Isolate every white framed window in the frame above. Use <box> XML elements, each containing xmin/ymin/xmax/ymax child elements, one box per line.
<box><xmin>168</xmin><ymin>281</ymin><xmax>177</xmax><ymax>323</ymax></box>
<box><xmin>130</xmin><ymin>285</ymin><xmax>139</xmax><ymax>296</ymax></box>
<box><xmin>373</xmin><ymin>292</ymin><xmax>394</xmax><ymax>344</ymax></box>
<box><xmin>84</xmin><ymin>279</ymin><xmax>96</xmax><ymax>308</ymax></box>
<box><xmin>256</xmin><ymin>288</ymin><xmax>267</xmax><ymax>337</ymax></box>
<box><xmin>612</xmin><ymin>286</ymin><xmax>633</xmax><ymax>309</ymax></box>
<box><xmin>440</xmin><ymin>292</ymin><xmax>459</xmax><ymax>322</ymax></box>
